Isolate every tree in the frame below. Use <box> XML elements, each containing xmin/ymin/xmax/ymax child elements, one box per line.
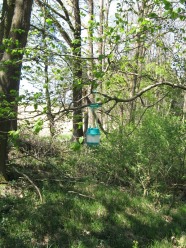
<box><xmin>20</xmin><ymin>3</ymin><xmax>72</xmax><ymax>138</ymax></box>
<box><xmin>34</xmin><ymin>0</ymin><xmax>111</xmax><ymax>139</ymax></box>
<box><xmin>93</xmin><ymin>0</ymin><xmax>186</xmax><ymax>129</ymax></box>
<box><xmin>0</xmin><ymin>0</ymin><xmax>33</xmax><ymax>180</ymax></box>
<box><xmin>35</xmin><ymin>0</ymin><xmax>84</xmax><ymax>140</ymax></box>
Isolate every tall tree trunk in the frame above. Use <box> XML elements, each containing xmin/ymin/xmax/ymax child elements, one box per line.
<box><xmin>86</xmin><ymin>0</ymin><xmax>94</xmax><ymax>130</ymax></box>
<box><xmin>128</xmin><ymin>1</ymin><xmax>147</xmax><ymax>124</ymax></box>
<box><xmin>0</xmin><ymin>0</ymin><xmax>33</xmax><ymax>179</ymax></box>
<box><xmin>43</xmin><ymin>2</ymin><xmax>55</xmax><ymax>137</ymax></box>
<box><xmin>99</xmin><ymin>0</ymin><xmax>104</xmax><ymax>67</ymax></box>
<box><xmin>44</xmin><ymin>61</ymin><xmax>55</xmax><ymax>137</ymax></box>
<box><xmin>72</xmin><ymin>0</ymin><xmax>83</xmax><ymax>140</ymax></box>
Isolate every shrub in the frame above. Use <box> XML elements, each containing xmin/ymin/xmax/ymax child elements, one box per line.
<box><xmin>67</xmin><ymin>110</ymin><xmax>186</xmax><ymax>202</ymax></box>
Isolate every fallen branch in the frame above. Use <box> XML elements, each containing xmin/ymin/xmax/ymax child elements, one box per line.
<box><xmin>13</xmin><ymin>167</ymin><xmax>43</xmax><ymax>203</ymax></box>
<box><xmin>68</xmin><ymin>190</ymin><xmax>95</xmax><ymax>199</ymax></box>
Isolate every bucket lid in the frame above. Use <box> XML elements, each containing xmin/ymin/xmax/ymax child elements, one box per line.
<box><xmin>89</xmin><ymin>103</ymin><xmax>102</xmax><ymax>109</ymax></box>
<box><xmin>86</xmin><ymin>127</ymin><xmax>100</xmax><ymax>136</ymax></box>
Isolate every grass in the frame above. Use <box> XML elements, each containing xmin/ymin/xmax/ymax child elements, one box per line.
<box><xmin>0</xmin><ymin>145</ymin><xmax>186</xmax><ymax>248</ymax></box>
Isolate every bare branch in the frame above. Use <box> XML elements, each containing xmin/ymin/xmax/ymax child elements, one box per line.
<box><xmin>35</xmin><ymin>0</ymin><xmax>72</xmax><ymax>47</ymax></box>
<box><xmin>55</xmin><ymin>0</ymin><xmax>75</xmax><ymax>32</ymax></box>
<box><xmin>97</xmin><ymin>82</ymin><xmax>186</xmax><ymax>104</ymax></box>
<box><xmin>13</xmin><ymin>167</ymin><xmax>43</xmax><ymax>203</ymax></box>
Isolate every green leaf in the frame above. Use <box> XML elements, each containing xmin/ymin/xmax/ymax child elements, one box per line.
<box><xmin>46</xmin><ymin>18</ymin><xmax>53</xmax><ymax>25</ymax></box>
<box><xmin>9</xmin><ymin>130</ymin><xmax>20</xmax><ymax>140</ymax></box>
<box><xmin>163</xmin><ymin>0</ymin><xmax>172</xmax><ymax>10</ymax></box>
<box><xmin>78</xmin><ymin>122</ymin><xmax>83</xmax><ymax>129</ymax></box>
<box><xmin>79</xmin><ymin>136</ymin><xmax>84</xmax><ymax>144</ymax></box>
<box><xmin>32</xmin><ymin>119</ymin><xmax>43</xmax><ymax>134</ymax></box>
<box><xmin>148</xmin><ymin>13</ymin><xmax>158</xmax><ymax>18</ymax></box>
<box><xmin>70</xmin><ymin>142</ymin><xmax>81</xmax><ymax>151</ymax></box>
<box><xmin>9</xmin><ymin>130</ymin><xmax>20</xmax><ymax>147</ymax></box>
<box><xmin>98</xmin><ymin>54</ymin><xmax>106</xmax><ymax>60</ymax></box>
<box><xmin>93</xmin><ymin>71</ymin><xmax>104</xmax><ymax>79</ymax></box>
<box><xmin>34</xmin><ymin>103</ymin><xmax>38</xmax><ymax>110</ymax></box>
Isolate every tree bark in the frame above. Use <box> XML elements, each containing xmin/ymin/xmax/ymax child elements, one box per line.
<box><xmin>183</xmin><ymin>92</ymin><xmax>186</xmax><ymax>122</ymax></box>
<box><xmin>0</xmin><ymin>0</ymin><xmax>33</xmax><ymax>179</ymax></box>
<box><xmin>43</xmin><ymin>4</ymin><xmax>55</xmax><ymax>137</ymax></box>
<box><xmin>72</xmin><ymin>0</ymin><xmax>83</xmax><ymax>140</ymax></box>
<box><xmin>86</xmin><ymin>0</ymin><xmax>94</xmax><ymax>130</ymax></box>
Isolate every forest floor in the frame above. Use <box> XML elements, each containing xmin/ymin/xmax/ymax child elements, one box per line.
<box><xmin>0</xmin><ymin>146</ymin><xmax>186</xmax><ymax>248</ymax></box>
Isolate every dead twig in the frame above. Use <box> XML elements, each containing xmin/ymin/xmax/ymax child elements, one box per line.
<box><xmin>68</xmin><ymin>190</ymin><xmax>95</xmax><ymax>200</ymax></box>
<box><xmin>13</xmin><ymin>167</ymin><xmax>43</xmax><ymax>203</ymax></box>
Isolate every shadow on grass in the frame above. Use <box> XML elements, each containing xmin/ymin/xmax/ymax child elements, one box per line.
<box><xmin>1</xmin><ymin>162</ymin><xmax>186</xmax><ymax>248</ymax></box>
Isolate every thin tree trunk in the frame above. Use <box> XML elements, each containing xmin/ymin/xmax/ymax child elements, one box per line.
<box><xmin>86</xmin><ymin>0</ymin><xmax>94</xmax><ymax>130</ymax></box>
<box><xmin>44</xmin><ymin>62</ymin><xmax>55</xmax><ymax>137</ymax></box>
<box><xmin>183</xmin><ymin>92</ymin><xmax>186</xmax><ymax>122</ymax></box>
<box><xmin>99</xmin><ymin>0</ymin><xmax>104</xmax><ymax>66</ymax></box>
<box><xmin>43</xmin><ymin>3</ymin><xmax>55</xmax><ymax>137</ymax></box>
<box><xmin>0</xmin><ymin>119</ymin><xmax>9</xmax><ymax>181</ymax></box>
<box><xmin>72</xmin><ymin>0</ymin><xmax>83</xmax><ymax>140</ymax></box>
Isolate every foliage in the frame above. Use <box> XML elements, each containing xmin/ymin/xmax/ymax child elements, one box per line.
<box><xmin>66</xmin><ymin>110</ymin><xmax>186</xmax><ymax>203</ymax></box>
<box><xmin>1</xmin><ymin>0</ymin><xmax>186</xmax><ymax>245</ymax></box>
<box><xmin>1</xmin><ymin>107</ymin><xmax>186</xmax><ymax>247</ymax></box>
<box><xmin>1</xmin><ymin>138</ymin><xmax>186</xmax><ymax>247</ymax></box>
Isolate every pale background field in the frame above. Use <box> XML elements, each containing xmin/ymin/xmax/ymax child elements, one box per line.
<box><xmin>18</xmin><ymin>105</ymin><xmax>73</xmax><ymax>137</ymax></box>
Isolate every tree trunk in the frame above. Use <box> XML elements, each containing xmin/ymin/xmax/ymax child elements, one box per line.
<box><xmin>183</xmin><ymin>92</ymin><xmax>186</xmax><ymax>122</ymax></box>
<box><xmin>35</xmin><ymin>0</ymin><xmax>84</xmax><ymax>140</ymax></box>
<box><xmin>86</xmin><ymin>0</ymin><xmax>94</xmax><ymax>130</ymax></box>
<box><xmin>42</xmin><ymin>6</ymin><xmax>55</xmax><ymax>137</ymax></box>
<box><xmin>72</xmin><ymin>0</ymin><xmax>83</xmax><ymax>140</ymax></box>
<box><xmin>98</xmin><ymin>0</ymin><xmax>104</xmax><ymax>67</ymax></box>
<box><xmin>0</xmin><ymin>0</ymin><xmax>33</xmax><ymax>179</ymax></box>
<box><xmin>0</xmin><ymin>119</ymin><xmax>9</xmax><ymax>181</ymax></box>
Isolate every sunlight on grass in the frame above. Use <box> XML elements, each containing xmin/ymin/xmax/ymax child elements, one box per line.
<box><xmin>2</xmin><ymin>134</ymin><xmax>186</xmax><ymax>248</ymax></box>
<box><xmin>75</xmin><ymin>200</ymin><xmax>107</xmax><ymax>218</ymax></box>
<box><xmin>1</xmin><ymin>175</ymin><xmax>186</xmax><ymax>248</ymax></box>
<box><xmin>112</xmin><ymin>213</ymin><xmax>131</xmax><ymax>227</ymax></box>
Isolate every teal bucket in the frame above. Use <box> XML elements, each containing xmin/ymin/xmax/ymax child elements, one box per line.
<box><xmin>86</xmin><ymin>127</ymin><xmax>100</xmax><ymax>146</ymax></box>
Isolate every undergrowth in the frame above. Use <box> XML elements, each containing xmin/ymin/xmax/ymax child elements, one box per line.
<box><xmin>0</xmin><ymin>112</ymin><xmax>186</xmax><ymax>247</ymax></box>
<box><xmin>0</xmin><ymin>152</ymin><xmax>185</xmax><ymax>248</ymax></box>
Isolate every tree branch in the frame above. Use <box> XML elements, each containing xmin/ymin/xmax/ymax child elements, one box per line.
<box><xmin>13</xmin><ymin>167</ymin><xmax>43</xmax><ymax>203</ymax></box>
<box><xmin>35</xmin><ymin>0</ymin><xmax>72</xmax><ymax>47</ymax></box>
<box><xmin>97</xmin><ymin>82</ymin><xmax>186</xmax><ymax>104</ymax></box>
<box><xmin>55</xmin><ymin>0</ymin><xmax>75</xmax><ymax>32</ymax></box>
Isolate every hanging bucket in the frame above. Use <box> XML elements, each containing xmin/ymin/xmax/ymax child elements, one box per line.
<box><xmin>86</xmin><ymin>127</ymin><xmax>100</xmax><ymax>146</ymax></box>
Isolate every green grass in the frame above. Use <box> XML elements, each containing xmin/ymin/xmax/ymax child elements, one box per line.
<box><xmin>1</xmin><ymin>143</ymin><xmax>186</xmax><ymax>248</ymax></box>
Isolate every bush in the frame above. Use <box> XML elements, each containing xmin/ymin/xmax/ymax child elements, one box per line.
<box><xmin>66</xmin><ymin>111</ymin><xmax>186</xmax><ymax>202</ymax></box>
